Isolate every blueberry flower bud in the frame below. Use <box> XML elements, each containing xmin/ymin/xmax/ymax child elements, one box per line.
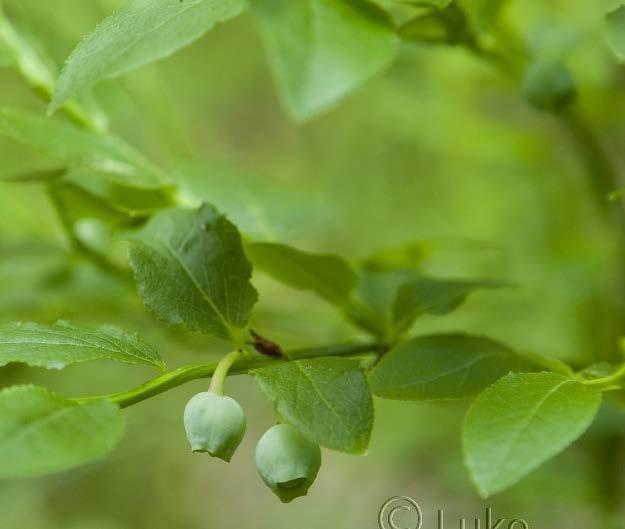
<box><xmin>255</xmin><ymin>424</ymin><xmax>322</xmax><ymax>503</ymax></box>
<box><xmin>183</xmin><ymin>392</ymin><xmax>246</xmax><ymax>462</ymax></box>
<box><xmin>522</xmin><ymin>60</ymin><xmax>576</xmax><ymax>113</ymax></box>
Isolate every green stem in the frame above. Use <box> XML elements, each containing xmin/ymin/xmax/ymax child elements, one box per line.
<box><xmin>0</xmin><ymin>7</ymin><xmax>105</xmax><ymax>131</ymax></box>
<box><xmin>208</xmin><ymin>350</ymin><xmax>242</xmax><ymax>395</ymax></box>
<box><xmin>582</xmin><ymin>362</ymin><xmax>625</xmax><ymax>388</ymax></box>
<box><xmin>463</xmin><ymin>12</ymin><xmax>623</xmax><ymax>224</ymax></box>
<box><xmin>47</xmin><ymin>184</ymin><xmax>133</xmax><ymax>285</ymax></box>
<box><xmin>465</xmin><ymin>14</ymin><xmax>625</xmax><ymax>356</ymax></box>
<box><xmin>560</xmin><ymin>108</ymin><xmax>625</xmax><ymax>226</ymax></box>
<box><xmin>473</xmin><ymin>21</ymin><xmax>625</xmax><ymax>525</ymax></box>
<box><xmin>73</xmin><ymin>342</ymin><xmax>383</xmax><ymax>408</ymax></box>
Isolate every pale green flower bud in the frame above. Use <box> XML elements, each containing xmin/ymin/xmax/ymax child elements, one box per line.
<box><xmin>255</xmin><ymin>424</ymin><xmax>322</xmax><ymax>503</ymax></box>
<box><xmin>183</xmin><ymin>392</ymin><xmax>246</xmax><ymax>462</ymax></box>
<box><xmin>522</xmin><ymin>60</ymin><xmax>576</xmax><ymax>113</ymax></box>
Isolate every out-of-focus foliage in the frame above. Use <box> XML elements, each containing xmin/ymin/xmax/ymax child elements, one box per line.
<box><xmin>0</xmin><ymin>385</ymin><xmax>126</xmax><ymax>480</ymax></box>
<box><xmin>51</xmin><ymin>0</ymin><xmax>246</xmax><ymax>112</ymax></box>
<box><xmin>249</xmin><ymin>0</ymin><xmax>400</xmax><ymax>121</ymax></box>
<box><xmin>1</xmin><ymin>0</ymin><xmax>625</xmax><ymax>527</ymax></box>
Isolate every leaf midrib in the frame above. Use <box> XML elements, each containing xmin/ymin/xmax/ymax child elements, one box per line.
<box><xmin>162</xmin><ymin>238</ymin><xmax>233</xmax><ymax>337</ymax></box>
<box><xmin>255</xmin><ymin>245</ymin><xmax>352</xmax><ymax>304</ymax></box>
<box><xmin>480</xmin><ymin>378</ymin><xmax>573</xmax><ymax>492</ymax></box>
<box><xmin>61</xmin><ymin>0</ymin><xmax>206</xmax><ymax>88</ymax></box>
<box><xmin>0</xmin><ymin>401</ymin><xmax>80</xmax><ymax>454</ymax></box>
<box><xmin>386</xmin><ymin>351</ymin><xmax>501</xmax><ymax>390</ymax></box>
<box><xmin>294</xmin><ymin>362</ymin><xmax>355</xmax><ymax>445</ymax></box>
<box><xmin>0</xmin><ymin>326</ymin><xmax>160</xmax><ymax>367</ymax></box>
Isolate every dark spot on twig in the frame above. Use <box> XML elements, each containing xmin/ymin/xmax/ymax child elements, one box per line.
<box><xmin>249</xmin><ymin>330</ymin><xmax>283</xmax><ymax>357</ymax></box>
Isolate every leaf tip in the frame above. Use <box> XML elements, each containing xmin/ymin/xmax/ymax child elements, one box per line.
<box><xmin>476</xmin><ymin>484</ymin><xmax>492</xmax><ymax>499</ymax></box>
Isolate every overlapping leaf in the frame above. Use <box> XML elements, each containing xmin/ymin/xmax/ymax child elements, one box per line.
<box><xmin>354</xmin><ymin>268</ymin><xmax>506</xmax><ymax>338</ymax></box>
<box><xmin>0</xmin><ymin>107</ymin><xmax>161</xmax><ymax>185</ymax></box>
<box><xmin>129</xmin><ymin>204</ymin><xmax>257</xmax><ymax>340</ymax></box>
<box><xmin>60</xmin><ymin>169</ymin><xmax>175</xmax><ymax>218</ymax></box>
<box><xmin>0</xmin><ymin>321</ymin><xmax>164</xmax><ymax>370</ymax></box>
<box><xmin>354</xmin><ymin>268</ymin><xmax>413</xmax><ymax>337</ymax></box>
<box><xmin>253</xmin><ymin>357</ymin><xmax>373</xmax><ymax>453</ymax></box>
<box><xmin>0</xmin><ymin>9</ymin><xmax>56</xmax><ymax>98</ymax></box>
<box><xmin>370</xmin><ymin>334</ymin><xmax>526</xmax><ymax>400</ymax></box>
<box><xmin>52</xmin><ymin>0</ymin><xmax>246</xmax><ymax>110</ymax></box>
<box><xmin>392</xmin><ymin>276</ymin><xmax>508</xmax><ymax>334</ymax></box>
<box><xmin>245</xmin><ymin>241</ymin><xmax>385</xmax><ymax>335</ymax></box>
<box><xmin>0</xmin><ymin>107</ymin><xmax>175</xmax><ymax>219</ymax></box>
<box><xmin>250</xmin><ymin>0</ymin><xmax>400</xmax><ymax>121</ymax></box>
<box><xmin>245</xmin><ymin>242</ymin><xmax>357</xmax><ymax>307</ymax></box>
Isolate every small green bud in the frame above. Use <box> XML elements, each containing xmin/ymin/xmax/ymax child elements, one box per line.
<box><xmin>183</xmin><ymin>392</ymin><xmax>246</xmax><ymax>462</ymax></box>
<box><xmin>255</xmin><ymin>424</ymin><xmax>322</xmax><ymax>503</ymax></box>
<box><xmin>522</xmin><ymin>59</ymin><xmax>576</xmax><ymax>113</ymax></box>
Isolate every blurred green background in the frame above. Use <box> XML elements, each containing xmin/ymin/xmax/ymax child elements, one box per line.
<box><xmin>2</xmin><ymin>0</ymin><xmax>625</xmax><ymax>527</ymax></box>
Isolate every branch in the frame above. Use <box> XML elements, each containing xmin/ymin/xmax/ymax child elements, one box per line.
<box><xmin>469</xmin><ymin>28</ymin><xmax>623</xmax><ymax>219</ymax></box>
<box><xmin>73</xmin><ymin>342</ymin><xmax>385</xmax><ymax>408</ymax></box>
<box><xmin>0</xmin><ymin>5</ymin><xmax>106</xmax><ymax>131</ymax></box>
<box><xmin>560</xmin><ymin>108</ymin><xmax>625</xmax><ymax>226</ymax></box>
<box><xmin>47</xmin><ymin>184</ymin><xmax>134</xmax><ymax>285</ymax></box>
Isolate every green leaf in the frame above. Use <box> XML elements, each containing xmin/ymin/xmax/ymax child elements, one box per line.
<box><xmin>354</xmin><ymin>268</ymin><xmax>413</xmax><ymax>337</ymax></box>
<box><xmin>51</xmin><ymin>0</ymin><xmax>245</xmax><ymax>111</ymax></box>
<box><xmin>250</xmin><ymin>0</ymin><xmax>400</xmax><ymax>121</ymax></box>
<box><xmin>0</xmin><ymin>385</ymin><xmax>126</xmax><ymax>479</ymax></box>
<box><xmin>518</xmin><ymin>351</ymin><xmax>574</xmax><ymax>377</ymax></box>
<box><xmin>172</xmin><ymin>160</ymin><xmax>332</xmax><ymax>240</ymax></box>
<box><xmin>0</xmin><ymin>321</ymin><xmax>164</xmax><ymax>370</ymax></box>
<box><xmin>45</xmin><ymin>180</ymin><xmax>174</xmax><ymax>247</ymax></box>
<box><xmin>463</xmin><ymin>372</ymin><xmax>602</xmax><ymax>497</ymax></box>
<box><xmin>246</xmin><ymin>242</ymin><xmax>384</xmax><ymax>335</ymax></box>
<box><xmin>3</xmin><ymin>166</ymin><xmax>174</xmax><ymax>223</ymax></box>
<box><xmin>357</xmin><ymin>269</ymin><xmax>412</xmax><ymax>316</ymax></box>
<box><xmin>392</xmin><ymin>276</ymin><xmax>508</xmax><ymax>334</ymax></box>
<box><xmin>606</xmin><ymin>6</ymin><xmax>625</xmax><ymax>61</ymax></box>
<box><xmin>253</xmin><ymin>357</ymin><xmax>373</xmax><ymax>453</ymax></box>
<box><xmin>370</xmin><ymin>334</ymin><xmax>526</xmax><ymax>400</ymax></box>
<box><xmin>0</xmin><ymin>10</ymin><xmax>56</xmax><ymax>98</ymax></box>
<box><xmin>129</xmin><ymin>204</ymin><xmax>258</xmax><ymax>340</ymax></box>
<box><xmin>0</xmin><ymin>9</ymin><xmax>105</xmax><ymax>130</ymax></box>
<box><xmin>245</xmin><ymin>242</ymin><xmax>357</xmax><ymax>307</ymax></box>
<box><xmin>0</xmin><ymin>107</ymin><xmax>163</xmax><ymax>186</ymax></box>
<box><xmin>48</xmin><ymin>179</ymin><xmax>131</xmax><ymax>229</ymax></box>
<box><xmin>60</xmin><ymin>169</ymin><xmax>175</xmax><ymax>218</ymax></box>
